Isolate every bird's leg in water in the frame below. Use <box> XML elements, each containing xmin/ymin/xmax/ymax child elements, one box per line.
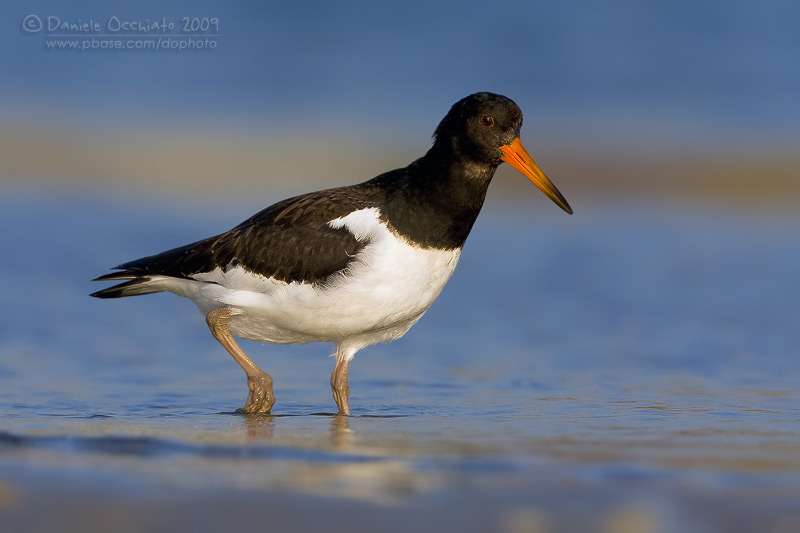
<box><xmin>331</xmin><ymin>349</ymin><xmax>352</xmax><ymax>415</ymax></box>
<box><xmin>206</xmin><ymin>307</ymin><xmax>275</xmax><ymax>414</ymax></box>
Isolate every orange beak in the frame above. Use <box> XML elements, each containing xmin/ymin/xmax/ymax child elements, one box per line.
<box><xmin>499</xmin><ymin>138</ymin><xmax>572</xmax><ymax>214</ymax></box>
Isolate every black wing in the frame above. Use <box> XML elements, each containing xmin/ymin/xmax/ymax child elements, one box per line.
<box><xmin>93</xmin><ymin>183</ymin><xmax>385</xmax><ymax>294</ymax></box>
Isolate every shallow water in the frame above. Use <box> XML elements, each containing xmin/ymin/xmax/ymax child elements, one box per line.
<box><xmin>1</xmin><ymin>188</ymin><xmax>799</xmax><ymax>532</ymax></box>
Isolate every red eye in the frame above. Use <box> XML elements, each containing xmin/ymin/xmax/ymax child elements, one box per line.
<box><xmin>479</xmin><ymin>115</ymin><xmax>495</xmax><ymax>127</ymax></box>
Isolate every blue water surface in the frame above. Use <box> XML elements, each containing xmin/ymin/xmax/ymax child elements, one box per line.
<box><xmin>0</xmin><ymin>187</ymin><xmax>798</xmax><ymax>532</ymax></box>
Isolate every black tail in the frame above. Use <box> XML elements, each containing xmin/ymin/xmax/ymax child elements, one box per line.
<box><xmin>90</xmin><ymin>272</ymin><xmax>164</xmax><ymax>299</ymax></box>
<box><xmin>90</xmin><ymin>234</ymin><xmax>220</xmax><ymax>299</ymax></box>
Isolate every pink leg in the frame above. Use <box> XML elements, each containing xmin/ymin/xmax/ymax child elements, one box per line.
<box><xmin>330</xmin><ymin>349</ymin><xmax>352</xmax><ymax>415</ymax></box>
<box><xmin>206</xmin><ymin>307</ymin><xmax>275</xmax><ymax>414</ymax></box>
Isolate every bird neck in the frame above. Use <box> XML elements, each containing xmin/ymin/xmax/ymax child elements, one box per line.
<box><xmin>378</xmin><ymin>145</ymin><xmax>499</xmax><ymax>250</ymax></box>
<box><xmin>414</xmin><ymin>142</ymin><xmax>498</xmax><ymax>206</ymax></box>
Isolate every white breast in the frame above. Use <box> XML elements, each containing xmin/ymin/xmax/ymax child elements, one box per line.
<box><xmin>182</xmin><ymin>208</ymin><xmax>461</xmax><ymax>349</ymax></box>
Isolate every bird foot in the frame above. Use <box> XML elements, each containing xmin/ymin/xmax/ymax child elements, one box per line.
<box><xmin>332</xmin><ymin>387</ymin><xmax>351</xmax><ymax>416</ymax></box>
<box><xmin>330</xmin><ymin>355</ymin><xmax>351</xmax><ymax>415</ymax></box>
<box><xmin>236</xmin><ymin>371</ymin><xmax>275</xmax><ymax>414</ymax></box>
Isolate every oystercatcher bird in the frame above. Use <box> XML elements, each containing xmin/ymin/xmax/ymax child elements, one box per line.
<box><xmin>91</xmin><ymin>92</ymin><xmax>572</xmax><ymax>415</ymax></box>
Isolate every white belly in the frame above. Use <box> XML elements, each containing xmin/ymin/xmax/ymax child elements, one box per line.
<box><xmin>181</xmin><ymin>208</ymin><xmax>461</xmax><ymax>350</ymax></box>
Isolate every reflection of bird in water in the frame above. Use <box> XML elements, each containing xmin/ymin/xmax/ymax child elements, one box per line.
<box><xmin>91</xmin><ymin>93</ymin><xmax>572</xmax><ymax>415</ymax></box>
<box><xmin>330</xmin><ymin>414</ymin><xmax>352</xmax><ymax>449</ymax></box>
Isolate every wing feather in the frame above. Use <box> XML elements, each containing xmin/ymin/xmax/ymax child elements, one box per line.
<box><xmin>92</xmin><ymin>184</ymin><xmax>385</xmax><ymax>299</ymax></box>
